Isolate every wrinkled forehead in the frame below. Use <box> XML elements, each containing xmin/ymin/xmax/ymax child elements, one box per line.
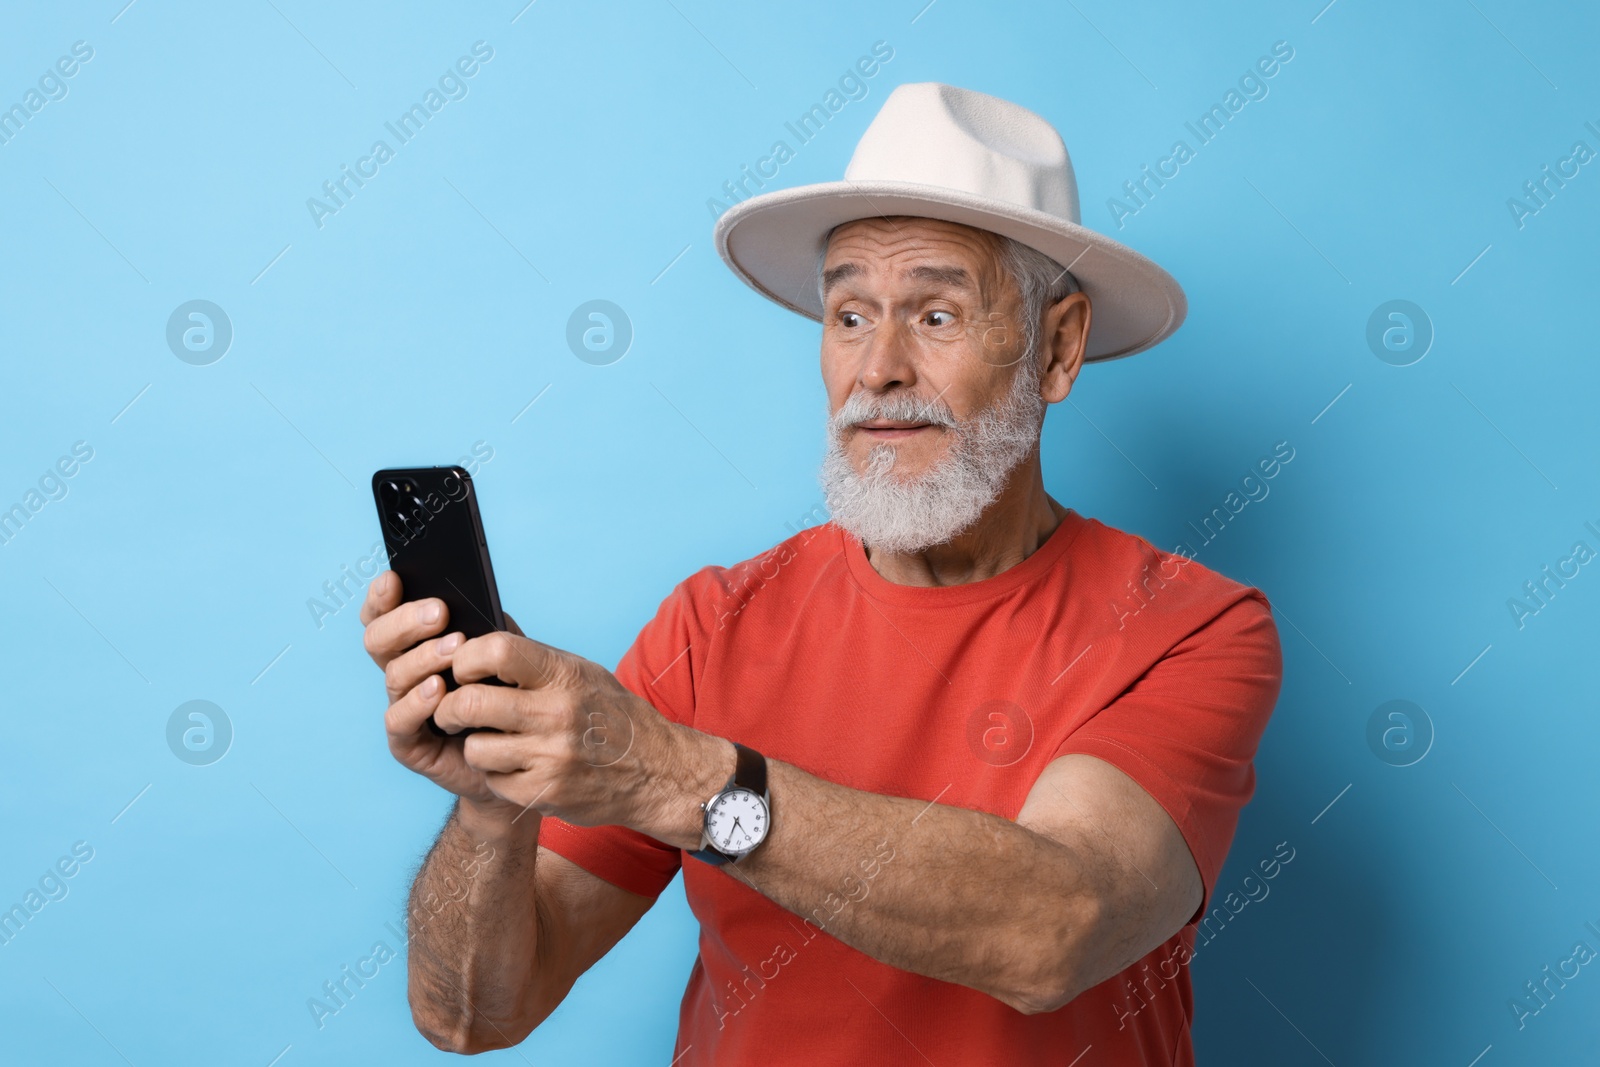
<box><xmin>821</xmin><ymin>216</ymin><xmax>1011</xmax><ymax>304</ymax></box>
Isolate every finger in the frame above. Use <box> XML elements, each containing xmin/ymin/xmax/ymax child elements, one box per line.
<box><xmin>461</xmin><ymin>732</ymin><xmax>534</xmax><ymax>775</ymax></box>
<box><xmin>434</xmin><ymin>681</ymin><xmax>537</xmax><ymax>734</ymax></box>
<box><xmin>359</xmin><ymin>570</ymin><xmax>402</xmax><ymax>627</ymax></box>
<box><xmin>385</xmin><ymin>673</ymin><xmax>448</xmax><ymax>743</ymax></box>
<box><xmin>482</xmin><ymin>769</ymin><xmax>556</xmax><ymax>815</ymax></box>
<box><xmin>383</xmin><ymin>632</ymin><xmax>463</xmax><ymax>705</ymax></box>
<box><xmin>503</xmin><ymin>613</ymin><xmax>526</xmax><ymax>637</ymax></box>
<box><xmin>363</xmin><ymin>597</ymin><xmax>450</xmax><ymax>667</ymax></box>
<box><xmin>451</xmin><ymin>631</ymin><xmax>564</xmax><ymax>689</ymax></box>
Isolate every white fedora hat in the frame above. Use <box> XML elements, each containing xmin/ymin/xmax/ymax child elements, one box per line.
<box><xmin>713</xmin><ymin>82</ymin><xmax>1187</xmax><ymax>363</ymax></box>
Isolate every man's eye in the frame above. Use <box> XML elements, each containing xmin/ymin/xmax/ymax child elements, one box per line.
<box><xmin>840</xmin><ymin>312</ymin><xmax>863</xmax><ymax>328</ymax></box>
<box><xmin>925</xmin><ymin>311</ymin><xmax>956</xmax><ymax>327</ymax></box>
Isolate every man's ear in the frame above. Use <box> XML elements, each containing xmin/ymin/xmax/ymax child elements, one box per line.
<box><xmin>1039</xmin><ymin>291</ymin><xmax>1090</xmax><ymax>404</ymax></box>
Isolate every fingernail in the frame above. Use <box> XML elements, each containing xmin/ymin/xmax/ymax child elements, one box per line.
<box><xmin>438</xmin><ymin>633</ymin><xmax>462</xmax><ymax>655</ymax></box>
<box><xmin>421</xmin><ymin>602</ymin><xmax>441</xmax><ymax>623</ymax></box>
<box><xmin>422</xmin><ymin>675</ymin><xmax>441</xmax><ymax>697</ymax></box>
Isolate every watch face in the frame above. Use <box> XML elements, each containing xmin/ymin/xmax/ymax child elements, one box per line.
<box><xmin>705</xmin><ymin>788</ymin><xmax>768</xmax><ymax>854</ymax></box>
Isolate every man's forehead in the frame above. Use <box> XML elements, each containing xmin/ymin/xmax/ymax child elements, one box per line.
<box><xmin>825</xmin><ymin>217</ymin><xmax>998</xmax><ymax>259</ymax></box>
<box><xmin>821</xmin><ymin>219</ymin><xmax>1003</xmax><ymax>300</ymax></box>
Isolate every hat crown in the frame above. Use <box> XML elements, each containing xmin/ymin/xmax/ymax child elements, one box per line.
<box><xmin>842</xmin><ymin>82</ymin><xmax>1081</xmax><ymax>225</ymax></box>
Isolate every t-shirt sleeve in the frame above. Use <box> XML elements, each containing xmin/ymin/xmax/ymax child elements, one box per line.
<box><xmin>536</xmin><ymin>576</ymin><xmax>708</xmax><ymax>900</ymax></box>
<box><xmin>1052</xmin><ymin>590</ymin><xmax>1283</xmax><ymax>923</ymax></box>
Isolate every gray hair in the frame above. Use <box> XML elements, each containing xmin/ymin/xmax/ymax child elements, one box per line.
<box><xmin>815</xmin><ymin>223</ymin><xmax>1081</xmax><ymax>368</ymax></box>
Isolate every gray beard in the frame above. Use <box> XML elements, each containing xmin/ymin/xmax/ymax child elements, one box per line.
<box><xmin>819</xmin><ymin>362</ymin><xmax>1044</xmax><ymax>555</ymax></box>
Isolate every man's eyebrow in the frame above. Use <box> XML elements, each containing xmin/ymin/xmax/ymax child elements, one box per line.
<box><xmin>821</xmin><ymin>261</ymin><xmax>860</xmax><ymax>301</ymax></box>
<box><xmin>907</xmin><ymin>264</ymin><xmax>974</xmax><ymax>291</ymax></box>
<box><xmin>821</xmin><ymin>261</ymin><xmax>976</xmax><ymax>301</ymax></box>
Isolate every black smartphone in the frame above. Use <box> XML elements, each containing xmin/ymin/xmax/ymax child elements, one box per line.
<box><xmin>371</xmin><ymin>466</ymin><xmax>507</xmax><ymax>735</ymax></box>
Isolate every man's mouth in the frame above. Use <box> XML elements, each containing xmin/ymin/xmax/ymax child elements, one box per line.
<box><xmin>854</xmin><ymin>420</ymin><xmax>938</xmax><ymax>440</ymax></box>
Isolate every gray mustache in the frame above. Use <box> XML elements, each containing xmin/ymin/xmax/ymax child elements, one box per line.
<box><xmin>830</xmin><ymin>391</ymin><xmax>957</xmax><ymax>431</ymax></box>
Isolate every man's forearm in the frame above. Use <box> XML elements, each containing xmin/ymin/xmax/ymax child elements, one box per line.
<box><xmin>406</xmin><ymin>799</ymin><xmax>544</xmax><ymax>1052</ymax></box>
<box><xmin>739</xmin><ymin>760</ymin><xmax>1101</xmax><ymax>1011</ymax></box>
<box><xmin>650</xmin><ymin>731</ymin><xmax>1105</xmax><ymax>1014</ymax></box>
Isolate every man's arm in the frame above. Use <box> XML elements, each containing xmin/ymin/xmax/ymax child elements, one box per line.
<box><xmin>662</xmin><ymin>743</ymin><xmax>1199</xmax><ymax>1015</ymax></box>
<box><xmin>660</xmin><ymin>599</ymin><xmax>1276</xmax><ymax>1013</ymax></box>
<box><xmin>359</xmin><ymin>572</ymin><xmax>663</xmax><ymax>1053</ymax></box>
<box><xmin>403</xmin><ymin>798</ymin><xmax>655</xmax><ymax>1052</ymax></box>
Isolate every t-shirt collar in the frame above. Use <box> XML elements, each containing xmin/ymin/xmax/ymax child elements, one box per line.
<box><xmin>837</xmin><ymin>508</ymin><xmax>1087</xmax><ymax>608</ymax></box>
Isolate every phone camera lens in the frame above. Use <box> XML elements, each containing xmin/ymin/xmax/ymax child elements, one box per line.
<box><xmin>378</xmin><ymin>480</ymin><xmax>413</xmax><ymax>532</ymax></box>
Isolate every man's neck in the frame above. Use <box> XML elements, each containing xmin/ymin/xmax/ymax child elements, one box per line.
<box><xmin>861</xmin><ymin>458</ymin><xmax>1066</xmax><ymax>587</ymax></box>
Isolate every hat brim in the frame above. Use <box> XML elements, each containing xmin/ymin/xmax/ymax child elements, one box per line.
<box><xmin>713</xmin><ymin>180</ymin><xmax>1187</xmax><ymax>362</ymax></box>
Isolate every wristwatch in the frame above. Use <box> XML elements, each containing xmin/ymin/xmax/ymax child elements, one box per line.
<box><xmin>688</xmin><ymin>742</ymin><xmax>771</xmax><ymax>866</ymax></box>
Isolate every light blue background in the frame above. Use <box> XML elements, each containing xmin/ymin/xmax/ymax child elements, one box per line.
<box><xmin>2</xmin><ymin>0</ymin><xmax>1596</xmax><ymax>1063</ymax></box>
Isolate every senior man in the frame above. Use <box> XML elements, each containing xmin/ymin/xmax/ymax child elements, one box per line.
<box><xmin>361</xmin><ymin>83</ymin><xmax>1282</xmax><ymax>1065</ymax></box>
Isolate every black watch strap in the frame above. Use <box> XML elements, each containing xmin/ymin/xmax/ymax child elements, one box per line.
<box><xmin>688</xmin><ymin>742</ymin><xmax>768</xmax><ymax>866</ymax></box>
<box><xmin>731</xmin><ymin>741</ymin><xmax>767</xmax><ymax>796</ymax></box>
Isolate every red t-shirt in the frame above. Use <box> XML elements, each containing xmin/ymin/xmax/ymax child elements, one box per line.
<box><xmin>539</xmin><ymin>509</ymin><xmax>1282</xmax><ymax>1065</ymax></box>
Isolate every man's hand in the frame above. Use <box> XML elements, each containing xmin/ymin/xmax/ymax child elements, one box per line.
<box><xmin>435</xmin><ymin>626</ymin><xmax>728</xmax><ymax>838</ymax></box>
<box><xmin>360</xmin><ymin>568</ymin><xmax>728</xmax><ymax>839</ymax></box>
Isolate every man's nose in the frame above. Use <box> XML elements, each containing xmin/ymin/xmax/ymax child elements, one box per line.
<box><xmin>858</xmin><ymin>317</ymin><xmax>917</xmax><ymax>392</ymax></box>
